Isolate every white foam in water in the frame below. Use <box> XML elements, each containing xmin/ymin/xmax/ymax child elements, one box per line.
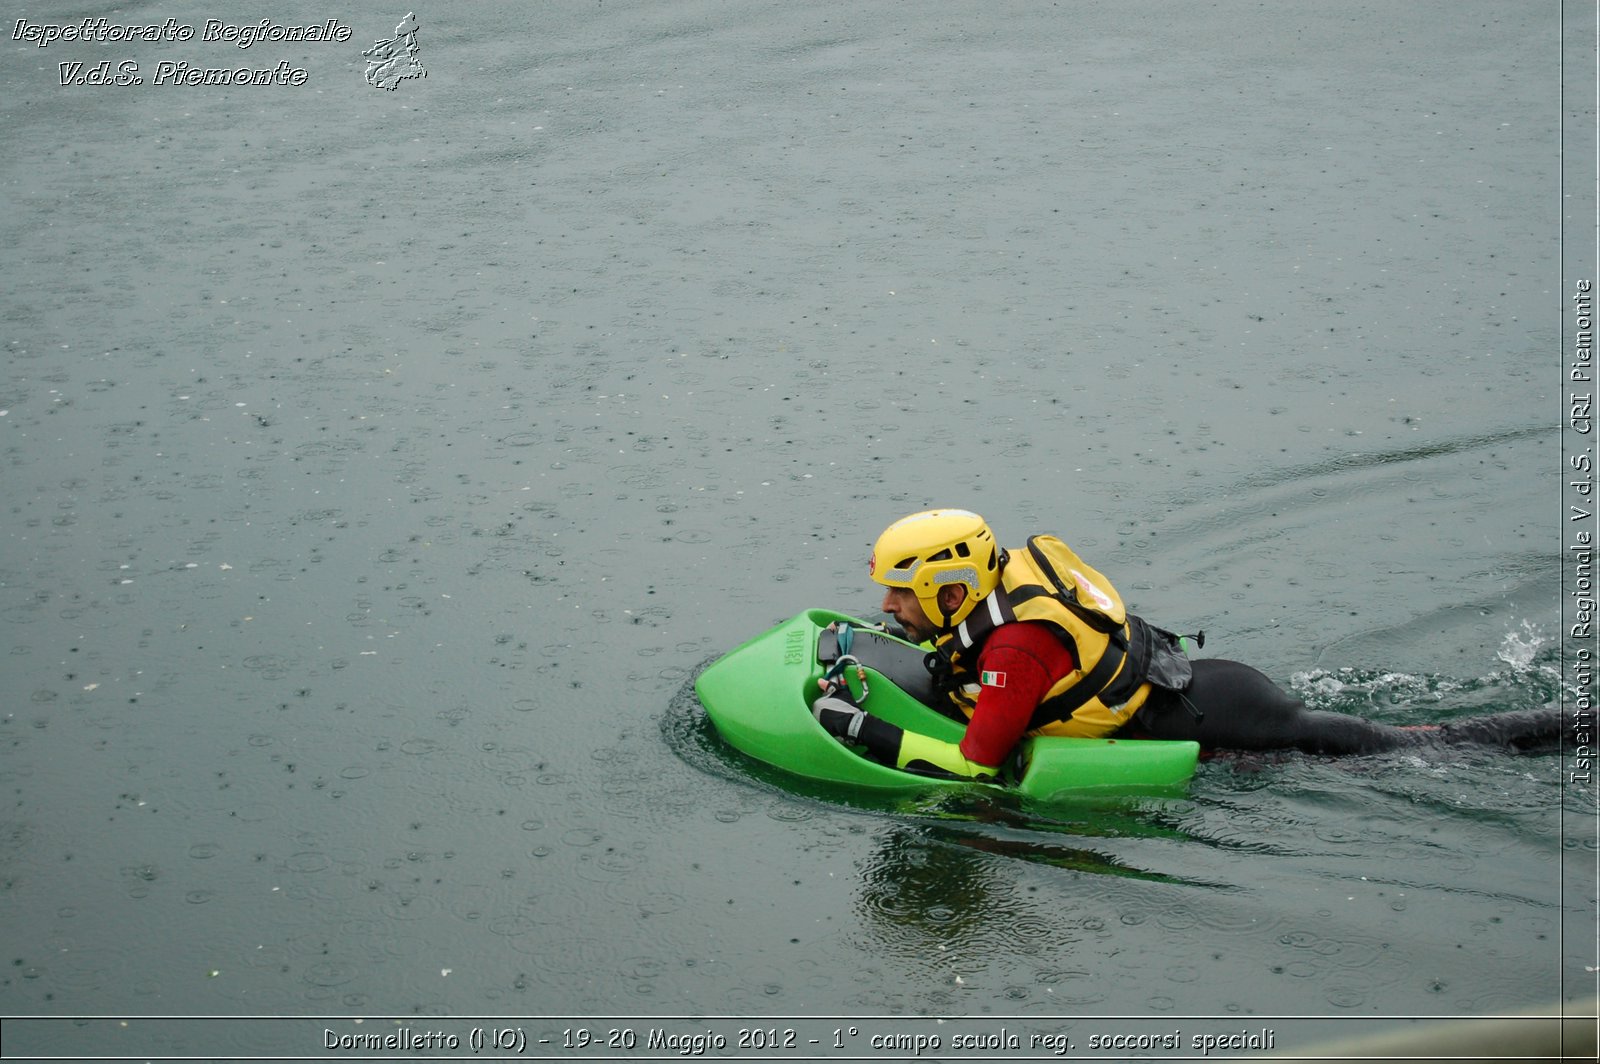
<box><xmin>1294</xmin><ymin>620</ymin><xmax>1556</xmax><ymax>713</ymax></box>
<box><xmin>1289</xmin><ymin>670</ymin><xmax>1347</xmax><ymax>701</ymax></box>
<box><xmin>1288</xmin><ymin>666</ymin><xmax>1460</xmax><ymax>711</ymax></box>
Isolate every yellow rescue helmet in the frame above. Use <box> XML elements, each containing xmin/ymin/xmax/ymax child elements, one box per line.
<box><xmin>869</xmin><ymin>509</ymin><xmax>1001</xmax><ymax>629</ymax></box>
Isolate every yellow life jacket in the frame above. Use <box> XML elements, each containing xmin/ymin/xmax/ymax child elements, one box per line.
<box><xmin>931</xmin><ymin>535</ymin><xmax>1190</xmax><ymax>737</ymax></box>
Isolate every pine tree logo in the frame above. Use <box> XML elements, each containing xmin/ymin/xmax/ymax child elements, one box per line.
<box><xmin>363</xmin><ymin>12</ymin><xmax>425</xmax><ymax>91</ymax></box>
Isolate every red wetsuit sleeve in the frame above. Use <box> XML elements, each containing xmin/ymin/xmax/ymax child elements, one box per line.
<box><xmin>957</xmin><ymin>622</ymin><xmax>1077</xmax><ymax>768</ymax></box>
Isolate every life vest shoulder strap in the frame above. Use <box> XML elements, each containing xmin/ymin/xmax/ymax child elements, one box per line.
<box><xmin>1026</xmin><ymin>633</ymin><xmax>1127</xmax><ymax>730</ymax></box>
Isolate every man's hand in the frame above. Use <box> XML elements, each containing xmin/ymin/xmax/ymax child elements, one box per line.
<box><xmin>812</xmin><ymin>695</ymin><xmax>868</xmax><ymax>742</ymax></box>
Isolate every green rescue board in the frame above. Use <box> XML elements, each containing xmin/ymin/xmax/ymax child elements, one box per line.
<box><xmin>695</xmin><ymin>609</ymin><xmax>1199</xmax><ymax>800</ymax></box>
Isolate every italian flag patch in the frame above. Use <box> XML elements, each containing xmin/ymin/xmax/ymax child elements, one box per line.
<box><xmin>980</xmin><ymin>670</ymin><xmax>1007</xmax><ymax>688</ymax></box>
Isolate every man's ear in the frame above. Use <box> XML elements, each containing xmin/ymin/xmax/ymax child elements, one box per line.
<box><xmin>938</xmin><ymin>584</ymin><xmax>967</xmax><ymax>614</ymax></box>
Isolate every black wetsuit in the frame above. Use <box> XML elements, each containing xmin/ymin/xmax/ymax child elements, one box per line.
<box><xmin>1128</xmin><ymin>659</ymin><xmax>1562</xmax><ymax>755</ymax></box>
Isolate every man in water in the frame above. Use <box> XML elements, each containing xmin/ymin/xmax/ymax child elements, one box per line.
<box><xmin>812</xmin><ymin>509</ymin><xmax>1561</xmax><ymax>780</ymax></box>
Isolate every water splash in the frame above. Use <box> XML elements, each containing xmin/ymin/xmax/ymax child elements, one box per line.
<box><xmin>1290</xmin><ymin>620</ymin><xmax>1564</xmax><ymax>724</ymax></box>
<box><xmin>1495</xmin><ymin>618</ymin><xmax>1550</xmax><ymax>674</ymax></box>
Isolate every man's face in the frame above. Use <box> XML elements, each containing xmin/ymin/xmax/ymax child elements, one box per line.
<box><xmin>881</xmin><ymin>586</ymin><xmax>935</xmax><ymax>642</ymax></box>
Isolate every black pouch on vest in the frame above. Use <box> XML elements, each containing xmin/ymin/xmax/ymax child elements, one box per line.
<box><xmin>1126</xmin><ymin>614</ymin><xmax>1193</xmax><ymax>693</ymax></box>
